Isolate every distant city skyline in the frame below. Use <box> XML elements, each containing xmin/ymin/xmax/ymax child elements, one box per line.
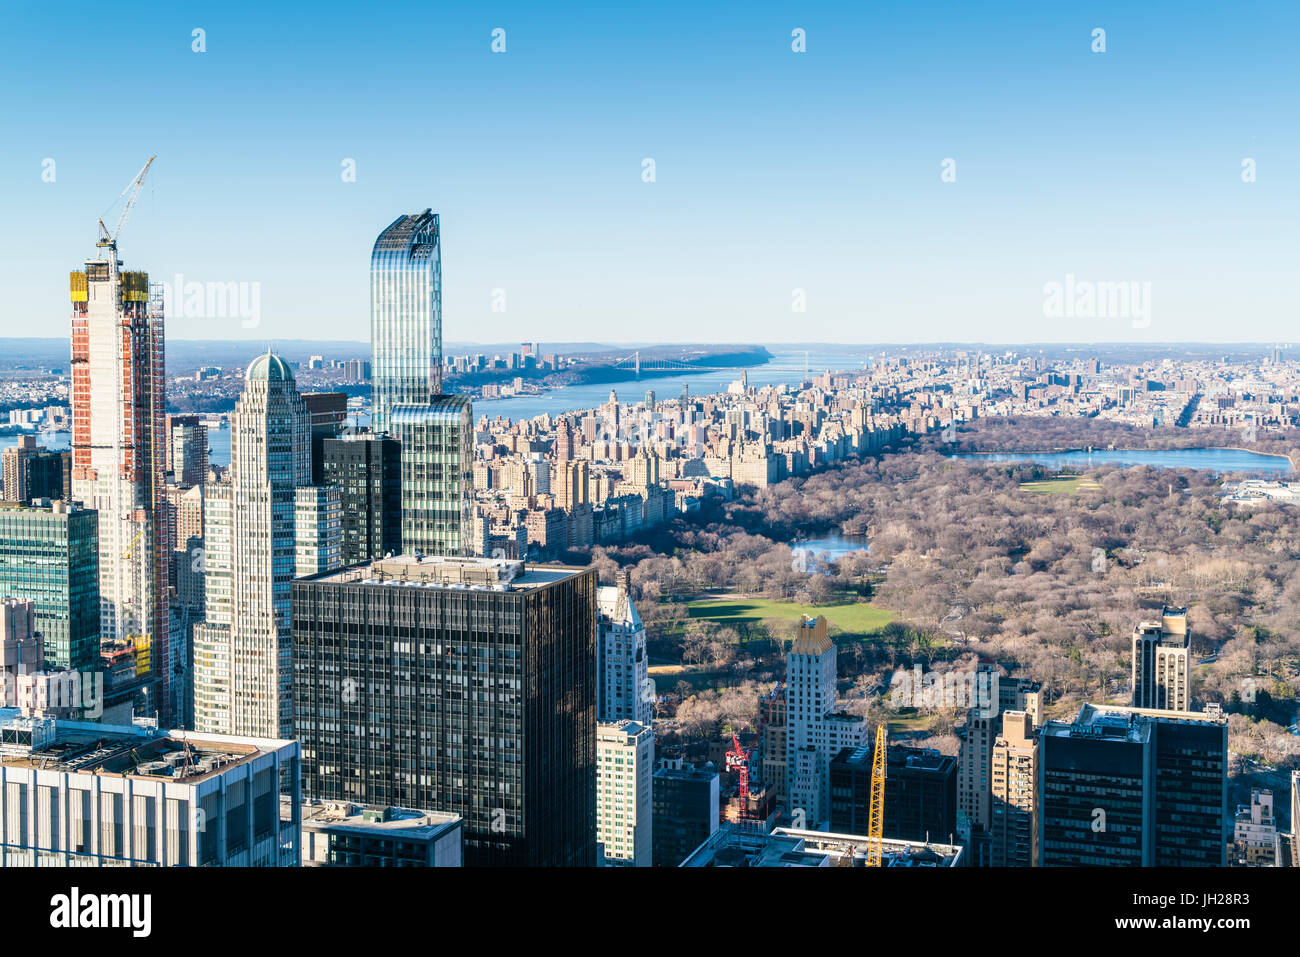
<box><xmin>3</xmin><ymin>2</ymin><xmax>1297</xmax><ymax>344</ymax></box>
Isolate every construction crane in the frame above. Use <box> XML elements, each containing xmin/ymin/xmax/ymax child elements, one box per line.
<box><xmin>725</xmin><ymin>733</ymin><xmax>752</xmax><ymax>822</ymax></box>
<box><xmin>121</xmin><ymin>526</ymin><xmax>145</xmax><ymax>560</ymax></box>
<box><xmin>866</xmin><ymin>723</ymin><xmax>887</xmax><ymax>867</ymax></box>
<box><xmin>97</xmin><ymin>155</ymin><xmax>156</xmax><ymax>247</ymax></box>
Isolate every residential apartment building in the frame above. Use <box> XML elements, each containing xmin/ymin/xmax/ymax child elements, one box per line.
<box><xmin>597</xmin><ymin>720</ymin><xmax>653</xmax><ymax>866</ymax></box>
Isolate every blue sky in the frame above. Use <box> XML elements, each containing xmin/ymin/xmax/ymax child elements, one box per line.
<box><xmin>1</xmin><ymin>0</ymin><xmax>1296</xmax><ymax>344</ymax></box>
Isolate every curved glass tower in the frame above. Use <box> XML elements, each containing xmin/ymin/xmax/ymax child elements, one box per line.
<box><xmin>370</xmin><ymin>209</ymin><xmax>441</xmax><ymax>433</ymax></box>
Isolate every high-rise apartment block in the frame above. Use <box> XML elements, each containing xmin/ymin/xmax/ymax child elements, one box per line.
<box><xmin>303</xmin><ymin>392</ymin><xmax>348</xmax><ymax>485</ymax></box>
<box><xmin>956</xmin><ymin>670</ymin><xmax>1041</xmax><ymax>844</ymax></box>
<box><xmin>786</xmin><ymin>616</ymin><xmax>867</xmax><ymax>829</ymax></box>
<box><xmin>1232</xmin><ymin>788</ymin><xmax>1280</xmax><ymax>866</ymax></box>
<box><xmin>322</xmin><ymin>433</ymin><xmax>402</xmax><ymax>565</ymax></box>
<box><xmin>597</xmin><ymin>720</ymin><xmax>653</xmax><ymax>866</ymax></box>
<box><xmin>194</xmin><ymin>354</ymin><xmax>341</xmax><ymax>739</ymax></box>
<box><xmin>292</xmin><ymin>556</ymin><xmax>597</xmax><ymax>866</ymax></box>
<box><xmin>597</xmin><ymin>575</ymin><xmax>651</xmax><ymax>724</ymax></box>
<box><xmin>1039</xmin><ymin>703</ymin><xmax>1227</xmax><ymax>866</ymax></box>
<box><xmin>167</xmin><ymin>414</ymin><xmax>209</xmax><ymax>486</ymax></box>
<box><xmin>370</xmin><ymin>211</ymin><xmax>473</xmax><ymax>556</ymax></box>
<box><xmin>3</xmin><ymin>436</ymin><xmax>67</xmax><ymax>503</ymax></box>
<box><xmin>1131</xmin><ymin>605</ymin><xmax>1191</xmax><ymax>711</ymax></box>
<box><xmin>69</xmin><ymin>239</ymin><xmax>169</xmax><ymax>722</ymax></box>
<box><xmin>370</xmin><ymin>210</ymin><xmax>442</xmax><ymax>433</ymax></box>
<box><xmin>990</xmin><ymin>710</ymin><xmax>1038</xmax><ymax>867</ymax></box>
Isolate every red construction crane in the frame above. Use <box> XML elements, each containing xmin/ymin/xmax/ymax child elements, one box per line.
<box><xmin>725</xmin><ymin>733</ymin><xmax>752</xmax><ymax>820</ymax></box>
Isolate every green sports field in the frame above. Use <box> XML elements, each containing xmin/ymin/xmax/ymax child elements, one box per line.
<box><xmin>685</xmin><ymin>597</ymin><xmax>895</xmax><ymax>635</ymax></box>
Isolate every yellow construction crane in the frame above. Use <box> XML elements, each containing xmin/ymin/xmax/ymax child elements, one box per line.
<box><xmin>121</xmin><ymin>527</ymin><xmax>145</xmax><ymax>560</ymax></box>
<box><xmin>866</xmin><ymin>723</ymin><xmax>886</xmax><ymax>867</ymax></box>
<box><xmin>97</xmin><ymin>155</ymin><xmax>156</xmax><ymax>247</ymax></box>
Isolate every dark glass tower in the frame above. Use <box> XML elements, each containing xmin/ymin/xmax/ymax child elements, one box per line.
<box><xmin>321</xmin><ymin>434</ymin><xmax>401</xmax><ymax>564</ymax></box>
<box><xmin>292</xmin><ymin>556</ymin><xmax>597</xmax><ymax>867</ymax></box>
<box><xmin>1039</xmin><ymin>703</ymin><xmax>1227</xmax><ymax>866</ymax></box>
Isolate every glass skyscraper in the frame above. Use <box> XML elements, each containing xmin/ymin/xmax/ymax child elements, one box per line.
<box><xmin>0</xmin><ymin>500</ymin><xmax>99</xmax><ymax>673</ymax></box>
<box><xmin>391</xmin><ymin>397</ymin><xmax>473</xmax><ymax>557</ymax></box>
<box><xmin>370</xmin><ymin>210</ymin><xmax>442</xmax><ymax>434</ymax></box>
<box><xmin>369</xmin><ymin>210</ymin><xmax>474</xmax><ymax>556</ymax></box>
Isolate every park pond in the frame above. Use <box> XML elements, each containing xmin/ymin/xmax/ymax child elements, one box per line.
<box><xmin>790</xmin><ymin>533</ymin><xmax>870</xmax><ymax>573</ymax></box>
<box><xmin>948</xmin><ymin>447</ymin><xmax>1293</xmax><ymax>475</ymax></box>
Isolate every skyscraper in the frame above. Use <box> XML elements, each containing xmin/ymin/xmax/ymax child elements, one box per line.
<box><xmin>1131</xmin><ymin>605</ymin><xmax>1191</xmax><ymax>712</ymax></box>
<box><xmin>167</xmin><ymin>414</ymin><xmax>209</xmax><ymax>486</ymax></box>
<box><xmin>597</xmin><ymin>573</ymin><xmax>652</xmax><ymax>724</ymax></box>
<box><xmin>193</xmin><ymin>353</ymin><xmax>340</xmax><ymax>738</ymax></box>
<box><xmin>597</xmin><ymin>720</ymin><xmax>654</xmax><ymax>866</ymax></box>
<box><xmin>1038</xmin><ymin>703</ymin><xmax>1227</xmax><ymax>867</ymax></box>
<box><xmin>785</xmin><ymin>615</ymin><xmax>867</xmax><ymax>830</ymax></box>
<box><xmin>292</xmin><ymin>555</ymin><xmax>597</xmax><ymax>867</ymax></box>
<box><xmin>0</xmin><ymin>500</ymin><xmax>99</xmax><ymax>674</ymax></box>
<box><xmin>391</xmin><ymin>396</ymin><xmax>474</xmax><ymax>557</ymax></box>
<box><xmin>990</xmin><ymin>710</ymin><xmax>1038</xmax><ymax>867</ymax></box>
<box><xmin>370</xmin><ymin>211</ymin><xmax>473</xmax><ymax>556</ymax></box>
<box><xmin>321</xmin><ymin>433</ymin><xmax>402</xmax><ymax>564</ymax></box>
<box><xmin>652</xmin><ymin>765</ymin><xmax>719</xmax><ymax>867</ymax></box>
<box><xmin>70</xmin><ymin>239</ymin><xmax>169</xmax><ymax>721</ymax></box>
<box><xmin>370</xmin><ymin>210</ymin><xmax>442</xmax><ymax>434</ymax></box>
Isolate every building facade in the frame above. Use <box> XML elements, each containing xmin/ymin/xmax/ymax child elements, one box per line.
<box><xmin>990</xmin><ymin>710</ymin><xmax>1038</xmax><ymax>867</ymax></box>
<box><xmin>322</xmin><ymin>433</ymin><xmax>402</xmax><ymax>565</ymax></box>
<box><xmin>652</xmin><ymin>766</ymin><xmax>719</xmax><ymax>867</ymax></box>
<box><xmin>597</xmin><ymin>720</ymin><xmax>653</xmax><ymax>866</ymax></box>
<box><xmin>1039</xmin><ymin>703</ymin><xmax>1227</xmax><ymax>867</ymax></box>
<box><xmin>597</xmin><ymin>576</ymin><xmax>652</xmax><ymax>724</ymax></box>
<box><xmin>786</xmin><ymin>616</ymin><xmax>867</xmax><ymax>829</ymax></box>
<box><xmin>0</xmin><ymin>500</ymin><xmax>99</xmax><ymax>674</ymax></box>
<box><xmin>0</xmin><ymin>712</ymin><xmax>300</xmax><ymax>867</ymax></box>
<box><xmin>370</xmin><ymin>210</ymin><xmax>442</xmax><ymax>434</ymax></box>
<box><xmin>292</xmin><ymin>556</ymin><xmax>597</xmax><ymax>867</ymax></box>
<box><xmin>193</xmin><ymin>354</ymin><xmax>340</xmax><ymax>739</ymax></box>
<box><xmin>69</xmin><ymin>239</ymin><xmax>169</xmax><ymax>722</ymax></box>
<box><xmin>1131</xmin><ymin>606</ymin><xmax>1191</xmax><ymax>712</ymax></box>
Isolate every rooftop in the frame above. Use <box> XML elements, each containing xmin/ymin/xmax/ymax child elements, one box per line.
<box><xmin>0</xmin><ymin>710</ymin><xmax>289</xmax><ymax>782</ymax></box>
<box><xmin>290</xmin><ymin>797</ymin><xmax>462</xmax><ymax>839</ymax></box>
<box><xmin>304</xmin><ymin>555</ymin><xmax>589</xmax><ymax>593</ymax></box>
<box><xmin>681</xmin><ymin>823</ymin><xmax>963</xmax><ymax>867</ymax></box>
<box><xmin>245</xmin><ymin>351</ymin><xmax>295</xmax><ymax>384</ymax></box>
<box><xmin>1043</xmin><ymin>702</ymin><xmax>1226</xmax><ymax>743</ymax></box>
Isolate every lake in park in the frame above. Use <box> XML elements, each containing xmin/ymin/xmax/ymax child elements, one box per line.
<box><xmin>948</xmin><ymin>448</ymin><xmax>1293</xmax><ymax>475</ymax></box>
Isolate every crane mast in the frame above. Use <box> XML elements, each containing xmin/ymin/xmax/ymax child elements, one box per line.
<box><xmin>866</xmin><ymin>723</ymin><xmax>887</xmax><ymax>866</ymax></box>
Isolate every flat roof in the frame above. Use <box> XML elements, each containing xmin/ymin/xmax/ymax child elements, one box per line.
<box><xmin>304</xmin><ymin>555</ymin><xmax>590</xmax><ymax>593</ymax></box>
<box><xmin>290</xmin><ymin>797</ymin><xmax>461</xmax><ymax>839</ymax></box>
<box><xmin>0</xmin><ymin>717</ymin><xmax>286</xmax><ymax>782</ymax></box>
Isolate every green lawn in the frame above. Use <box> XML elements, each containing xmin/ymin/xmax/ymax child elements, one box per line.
<box><xmin>1019</xmin><ymin>476</ymin><xmax>1102</xmax><ymax>496</ymax></box>
<box><xmin>686</xmin><ymin>597</ymin><xmax>895</xmax><ymax>635</ymax></box>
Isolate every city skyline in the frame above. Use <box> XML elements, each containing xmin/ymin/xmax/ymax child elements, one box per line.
<box><xmin>3</xmin><ymin>1</ymin><xmax>1298</xmax><ymax>345</ymax></box>
<box><xmin>0</xmin><ymin>1</ymin><xmax>1295</xmax><ymax>903</ymax></box>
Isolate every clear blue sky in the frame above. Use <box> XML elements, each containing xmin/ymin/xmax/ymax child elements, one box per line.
<box><xmin>1</xmin><ymin>0</ymin><xmax>1296</xmax><ymax>344</ymax></box>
